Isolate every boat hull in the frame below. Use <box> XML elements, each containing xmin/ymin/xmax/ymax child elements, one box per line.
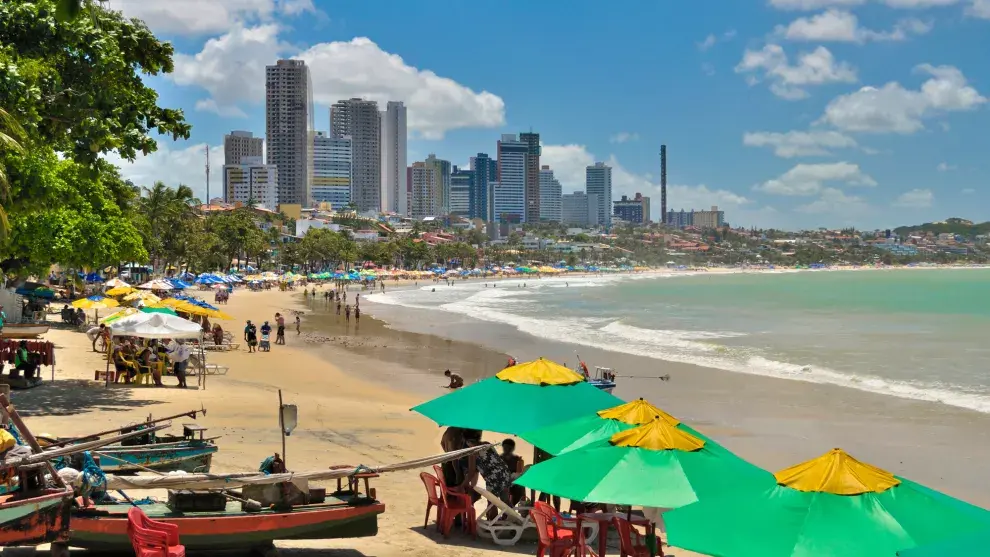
<box><xmin>96</xmin><ymin>443</ymin><xmax>216</xmax><ymax>474</ymax></box>
<box><xmin>0</xmin><ymin>325</ymin><xmax>50</xmax><ymax>339</ymax></box>
<box><xmin>0</xmin><ymin>488</ymin><xmax>72</xmax><ymax>546</ymax></box>
<box><xmin>587</xmin><ymin>379</ymin><xmax>616</xmax><ymax>394</ymax></box>
<box><xmin>70</xmin><ymin>499</ymin><xmax>384</xmax><ymax>551</ymax></box>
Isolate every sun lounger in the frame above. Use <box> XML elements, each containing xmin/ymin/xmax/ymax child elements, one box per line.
<box><xmin>473</xmin><ymin>486</ymin><xmax>599</xmax><ymax>547</ymax></box>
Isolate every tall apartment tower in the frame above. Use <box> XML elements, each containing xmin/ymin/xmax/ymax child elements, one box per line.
<box><xmin>265</xmin><ymin>59</ymin><xmax>313</xmax><ymax>205</ymax></box>
<box><xmin>424</xmin><ymin>154</ymin><xmax>451</xmax><ymax>214</ymax></box>
<box><xmin>379</xmin><ymin>101</ymin><xmax>408</xmax><ymax>215</ymax></box>
<box><xmin>495</xmin><ymin>135</ymin><xmax>527</xmax><ymax>223</ymax></box>
<box><xmin>585</xmin><ymin>161</ymin><xmax>613</xmax><ymax>227</ymax></box>
<box><xmin>409</xmin><ymin>161</ymin><xmax>440</xmax><ymax>219</ymax></box>
<box><xmin>539</xmin><ymin>165</ymin><xmax>562</xmax><ymax>222</ymax></box>
<box><xmin>469</xmin><ymin>153</ymin><xmax>497</xmax><ymax>221</ymax></box>
<box><xmin>223</xmin><ymin>131</ymin><xmax>263</xmax><ymax>166</ymax></box>
<box><xmin>311</xmin><ymin>131</ymin><xmax>352</xmax><ymax>209</ymax></box>
<box><xmin>519</xmin><ymin>132</ymin><xmax>541</xmax><ymax>223</ymax></box>
<box><xmin>331</xmin><ymin>98</ymin><xmax>381</xmax><ymax>213</ymax></box>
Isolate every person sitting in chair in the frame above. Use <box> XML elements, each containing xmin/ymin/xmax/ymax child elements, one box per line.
<box><xmin>12</xmin><ymin>341</ymin><xmax>38</xmax><ymax>379</ymax></box>
<box><xmin>111</xmin><ymin>341</ymin><xmax>137</xmax><ymax>383</ymax></box>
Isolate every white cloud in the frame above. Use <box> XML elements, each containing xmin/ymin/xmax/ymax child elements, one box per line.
<box><xmin>698</xmin><ymin>34</ymin><xmax>718</xmax><ymax>51</ymax></box>
<box><xmin>194</xmin><ymin>99</ymin><xmax>249</xmax><ymax>118</ymax></box>
<box><xmin>796</xmin><ymin>187</ymin><xmax>869</xmax><ymax>214</ymax></box>
<box><xmin>819</xmin><ymin>64</ymin><xmax>986</xmax><ymax>133</ymax></box>
<box><xmin>936</xmin><ymin>162</ymin><xmax>956</xmax><ymax>171</ymax></box>
<box><xmin>969</xmin><ymin>0</ymin><xmax>990</xmax><ymax>17</ymax></box>
<box><xmin>776</xmin><ymin>10</ymin><xmax>931</xmax><ymax>43</ymax></box>
<box><xmin>104</xmin><ymin>141</ymin><xmax>224</xmax><ymax>202</ymax></box>
<box><xmin>743</xmin><ymin>130</ymin><xmax>859</xmax><ymax>157</ymax></box>
<box><xmin>540</xmin><ymin>144</ymin><xmax>753</xmax><ymax>221</ymax></box>
<box><xmin>171</xmin><ymin>27</ymin><xmax>506</xmax><ymax>139</ymax></box>
<box><xmin>961</xmin><ymin>188</ymin><xmax>976</xmax><ymax>194</ymax></box>
<box><xmin>754</xmin><ymin>162</ymin><xmax>877</xmax><ymax>195</ymax></box>
<box><xmin>105</xmin><ymin>0</ymin><xmax>316</xmax><ymax>36</ymax></box>
<box><xmin>893</xmin><ymin>188</ymin><xmax>934</xmax><ymax>207</ymax></box>
<box><xmin>736</xmin><ymin>45</ymin><xmax>857</xmax><ymax>100</ymax></box>
<box><xmin>609</xmin><ymin>132</ymin><xmax>639</xmax><ymax>144</ymax></box>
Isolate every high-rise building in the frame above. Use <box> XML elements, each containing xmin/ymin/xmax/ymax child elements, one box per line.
<box><xmin>423</xmin><ymin>154</ymin><xmax>451</xmax><ymax>215</ymax></box>
<box><xmin>495</xmin><ymin>134</ymin><xmax>527</xmax><ymax>223</ymax></box>
<box><xmin>450</xmin><ymin>166</ymin><xmax>473</xmax><ymax>216</ymax></box>
<box><xmin>410</xmin><ymin>161</ymin><xmax>440</xmax><ymax>219</ymax></box>
<box><xmin>379</xmin><ymin>101</ymin><xmax>407</xmax><ymax>215</ymax></box>
<box><xmin>665</xmin><ymin>206</ymin><xmax>726</xmax><ymax>229</ymax></box>
<box><xmin>519</xmin><ymin>132</ymin><xmax>541</xmax><ymax>223</ymax></box>
<box><xmin>223</xmin><ymin>156</ymin><xmax>278</xmax><ymax>210</ymax></box>
<box><xmin>223</xmin><ymin>131</ymin><xmax>263</xmax><ymax>166</ymax></box>
<box><xmin>613</xmin><ymin>193</ymin><xmax>651</xmax><ymax>224</ymax></box>
<box><xmin>265</xmin><ymin>59</ymin><xmax>313</xmax><ymax>205</ymax></box>
<box><xmin>561</xmin><ymin>191</ymin><xmax>599</xmax><ymax>226</ymax></box>
<box><xmin>538</xmin><ymin>165</ymin><xmax>562</xmax><ymax>222</ymax></box>
<box><xmin>330</xmin><ymin>98</ymin><xmax>380</xmax><ymax>212</ymax></box>
<box><xmin>469</xmin><ymin>153</ymin><xmax>497</xmax><ymax>221</ymax></box>
<box><xmin>311</xmin><ymin>132</ymin><xmax>352</xmax><ymax>209</ymax></box>
<box><xmin>585</xmin><ymin>162</ymin><xmax>613</xmax><ymax>226</ymax></box>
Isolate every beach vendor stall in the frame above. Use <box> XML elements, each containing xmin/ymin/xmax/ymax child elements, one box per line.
<box><xmin>104</xmin><ymin>313</ymin><xmax>208</xmax><ymax>389</ymax></box>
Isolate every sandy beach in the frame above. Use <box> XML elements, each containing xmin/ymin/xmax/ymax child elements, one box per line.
<box><xmin>15</xmin><ymin>278</ymin><xmax>990</xmax><ymax>555</ymax></box>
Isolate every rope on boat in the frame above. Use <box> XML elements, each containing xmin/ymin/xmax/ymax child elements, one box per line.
<box><xmin>101</xmin><ymin>444</ymin><xmax>491</xmax><ymax>491</ymax></box>
<box><xmin>80</xmin><ymin>451</ymin><xmax>107</xmax><ymax>499</ymax></box>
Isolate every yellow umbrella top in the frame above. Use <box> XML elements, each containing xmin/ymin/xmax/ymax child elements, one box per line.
<box><xmin>105</xmin><ymin>286</ymin><xmax>136</xmax><ymax>297</ymax></box>
<box><xmin>71</xmin><ymin>296</ymin><xmax>120</xmax><ymax>309</ymax></box>
<box><xmin>123</xmin><ymin>291</ymin><xmax>161</xmax><ymax>303</ymax></box>
<box><xmin>597</xmin><ymin>398</ymin><xmax>680</xmax><ymax>426</ymax></box>
<box><xmin>609</xmin><ymin>417</ymin><xmax>706</xmax><ymax>452</ymax></box>
<box><xmin>495</xmin><ymin>357</ymin><xmax>585</xmax><ymax>386</ymax></box>
<box><xmin>773</xmin><ymin>448</ymin><xmax>901</xmax><ymax>495</ymax></box>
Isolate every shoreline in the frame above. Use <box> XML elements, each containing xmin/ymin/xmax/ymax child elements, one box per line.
<box><xmin>333</xmin><ymin>275</ymin><xmax>990</xmax><ymax>507</ymax></box>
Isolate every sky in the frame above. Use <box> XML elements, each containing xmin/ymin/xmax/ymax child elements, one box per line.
<box><xmin>104</xmin><ymin>0</ymin><xmax>990</xmax><ymax>230</ymax></box>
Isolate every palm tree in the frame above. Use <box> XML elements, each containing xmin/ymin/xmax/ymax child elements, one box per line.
<box><xmin>0</xmin><ymin>108</ymin><xmax>26</xmax><ymax>240</ymax></box>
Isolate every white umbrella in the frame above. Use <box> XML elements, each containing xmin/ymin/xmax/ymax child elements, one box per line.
<box><xmin>104</xmin><ymin>278</ymin><xmax>131</xmax><ymax>288</ymax></box>
<box><xmin>109</xmin><ymin>313</ymin><xmax>202</xmax><ymax>340</ymax></box>
<box><xmin>137</xmin><ymin>279</ymin><xmax>176</xmax><ymax>291</ymax></box>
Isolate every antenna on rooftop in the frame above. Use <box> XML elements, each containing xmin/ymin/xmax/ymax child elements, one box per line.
<box><xmin>205</xmin><ymin>145</ymin><xmax>210</xmax><ymax>207</ymax></box>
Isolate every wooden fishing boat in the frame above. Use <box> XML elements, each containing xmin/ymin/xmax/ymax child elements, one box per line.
<box><xmin>587</xmin><ymin>366</ymin><xmax>617</xmax><ymax>394</ymax></box>
<box><xmin>0</xmin><ymin>484</ymin><xmax>72</xmax><ymax>547</ymax></box>
<box><xmin>69</xmin><ymin>488</ymin><xmax>385</xmax><ymax>554</ymax></box>
<box><xmin>0</xmin><ymin>324</ymin><xmax>50</xmax><ymax>339</ymax></box>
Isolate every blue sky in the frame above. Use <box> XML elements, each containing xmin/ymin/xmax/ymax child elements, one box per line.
<box><xmin>106</xmin><ymin>0</ymin><xmax>989</xmax><ymax>230</ymax></box>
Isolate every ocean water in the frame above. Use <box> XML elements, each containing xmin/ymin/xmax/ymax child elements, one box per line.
<box><xmin>365</xmin><ymin>269</ymin><xmax>990</xmax><ymax>413</ymax></box>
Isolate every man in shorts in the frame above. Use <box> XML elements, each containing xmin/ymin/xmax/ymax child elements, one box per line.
<box><xmin>244</xmin><ymin>320</ymin><xmax>258</xmax><ymax>353</ymax></box>
<box><xmin>275</xmin><ymin>313</ymin><xmax>285</xmax><ymax>345</ymax></box>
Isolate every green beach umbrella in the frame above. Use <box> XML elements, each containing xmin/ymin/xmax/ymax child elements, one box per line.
<box><xmin>665</xmin><ymin>449</ymin><xmax>990</xmax><ymax>557</ymax></box>
<box><xmin>410</xmin><ymin>357</ymin><xmax>622</xmax><ymax>435</ymax></box>
<box><xmin>898</xmin><ymin>530</ymin><xmax>990</xmax><ymax>557</ymax></box>
<box><xmin>514</xmin><ymin>417</ymin><xmax>772</xmax><ymax>508</ymax></box>
<box><xmin>140</xmin><ymin>306</ymin><xmax>178</xmax><ymax>316</ymax></box>
<box><xmin>520</xmin><ymin>397</ymin><xmax>720</xmax><ymax>456</ymax></box>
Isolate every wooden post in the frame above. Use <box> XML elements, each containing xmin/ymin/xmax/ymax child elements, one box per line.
<box><xmin>278</xmin><ymin>389</ymin><xmax>286</xmax><ymax>468</ymax></box>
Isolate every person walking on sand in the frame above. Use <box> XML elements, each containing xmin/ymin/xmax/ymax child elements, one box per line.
<box><xmin>275</xmin><ymin>313</ymin><xmax>285</xmax><ymax>345</ymax></box>
<box><xmin>355</xmin><ymin>305</ymin><xmax>360</xmax><ymax>322</ymax></box>
<box><xmin>336</xmin><ymin>300</ymin><xmax>342</xmax><ymax>315</ymax></box>
<box><xmin>295</xmin><ymin>314</ymin><xmax>301</xmax><ymax>335</ymax></box>
<box><xmin>344</xmin><ymin>304</ymin><xmax>351</xmax><ymax>322</ymax></box>
<box><xmin>244</xmin><ymin>320</ymin><xmax>258</xmax><ymax>353</ymax></box>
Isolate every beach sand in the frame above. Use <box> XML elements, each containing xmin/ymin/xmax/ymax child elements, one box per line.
<box><xmin>14</xmin><ymin>280</ymin><xmax>990</xmax><ymax>556</ymax></box>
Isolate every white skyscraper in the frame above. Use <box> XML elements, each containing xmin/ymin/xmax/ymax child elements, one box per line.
<box><xmin>585</xmin><ymin>162</ymin><xmax>613</xmax><ymax>226</ymax></box>
<box><xmin>265</xmin><ymin>59</ymin><xmax>314</xmax><ymax>205</ymax></box>
<box><xmin>494</xmin><ymin>134</ymin><xmax>527</xmax><ymax>223</ymax></box>
<box><xmin>223</xmin><ymin>156</ymin><xmax>278</xmax><ymax>210</ymax></box>
<box><xmin>311</xmin><ymin>132</ymin><xmax>352</xmax><ymax>209</ymax></box>
<box><xmin>379</xmin><ymin>101</ymin><xmax>408</xmax><ymax>215</ymax></box>
<box><xmin>539</xmin><ymin>165</ymin><xmax>562</xmax><ymax>222</ymax></box>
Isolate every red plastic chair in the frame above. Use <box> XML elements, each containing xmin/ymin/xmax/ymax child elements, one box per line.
<box><xmin>435</xmin><ymin>474</ymin><xmax>476</xmax><ymax>538</ymax></box>
<box><xmin>612</xmin><ymin>516</ymin><xmax>657</xmax><ymax>557</ymax></box>
<box><xmin>532</xmin><ymin>506</ymin><xmax>580</xmax><ymax>557</ymax></box>
<box><xmin>534</xmin><ymin>501</ymin><xmax>581</xmax><ymax>541</ymax></box>
<box><xmin>419</xmin><ymin>471</ymin><xmax>443</xmax><ymax>529</ymax></box>
<box><xmin>127</xmin><ymin>506</ymin><xmax>185</xmax><ymax>557</ymax></box>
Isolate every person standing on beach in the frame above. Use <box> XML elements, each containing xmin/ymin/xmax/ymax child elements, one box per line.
<box><xmin>336</xmin><ymin>300</ymin><xmax>342</xmax><ymax>315</ymax></box>
<box><xmin>244</xmin><ymin>320</ymin><xmax>258</xmax><ymax>353</ymax></box>
<box><xmin>355</xmin><ymin>305</ymin><xmax>360</xmax><ymax>322</ymax></box>
<box><xmin>344</xmin><ymin>304</ymin><xmax>351</xmax><ymax>322</ymax></box>
<box><xmin>295</xmin><ymin>314</ymin><xmax>301</xmax><ymax>335</ymax></box>
<box><xmin>275</xmin><ymin>313</ymin><xmax>285</xmax><ymax>345</ymax></box>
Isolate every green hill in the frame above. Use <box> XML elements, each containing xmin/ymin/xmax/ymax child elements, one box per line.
<box><xmin>893</xmin><ymin>218</ymin><xmax>990</xmax><ymax>237</ymax></box>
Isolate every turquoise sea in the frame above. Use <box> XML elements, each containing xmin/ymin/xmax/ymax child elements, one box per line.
<box><xmin>366</xmin><ymin>268</ymin><xmax>990</xmax><ymax>413</ymax></box>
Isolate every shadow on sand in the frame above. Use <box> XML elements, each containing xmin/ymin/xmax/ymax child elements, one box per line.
<box><xmin>406</xmin><ymin>525</ymin><xmax>538</xmax><ymax>555</ymax></box>
<box><xmin>10</xmin><ymin>379</ymin><xmax>163</xmax><ymax>417</ymax></box>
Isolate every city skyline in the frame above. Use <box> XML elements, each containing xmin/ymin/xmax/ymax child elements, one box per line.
<box><xmin>104</xmin><ymin>0</ymin><xmax>989</xmax><ymax>230</ymax></box>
